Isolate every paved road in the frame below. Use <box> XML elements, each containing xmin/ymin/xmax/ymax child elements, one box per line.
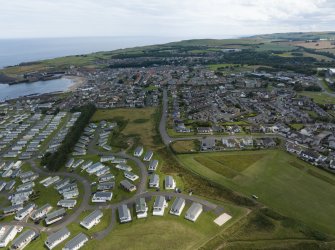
<box><xmin>160</xmin><ymin>88</ymin><xmax>172</xmax><ymax>146</ymax></box>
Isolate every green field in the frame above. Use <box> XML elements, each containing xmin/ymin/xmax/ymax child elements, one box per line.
<box><xmin>91</xmin><ymin>108</ymin><xmax>158</xmax><ymax>149</ymax></box>
<box><xmin>177</xmin><ymin>150</ymin><xmax>335</xmax><ymax>235</ymax></box>
<box><xmin>299</xmin><ymin>91</ymin><xmax>335</xmax><ymax>104</ymax></box>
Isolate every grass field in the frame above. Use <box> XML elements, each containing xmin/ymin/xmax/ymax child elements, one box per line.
<box><xmin>177</xmin><ymin>150</ymin><xmax>335</xmax><ymax>235</ymax></box>
<box><xmin>298</xmin><ymin>91</ymin><xmax>335</xmax><ymax>104</ymax></box>
<box><xmin>91</xmin><ymin>108</ymin><xmax>158</xmax><ymax>149</ymax></box>
<box><xmin>171</xmin><ymin>140</ymin><xmax>198</xmax><ymax>153</ymax></box>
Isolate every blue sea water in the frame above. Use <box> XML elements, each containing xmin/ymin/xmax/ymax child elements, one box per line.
<box><xmin>0</xmin><ymin>36</ymin><xmax>179</xmax><ymax>68</ymax></box>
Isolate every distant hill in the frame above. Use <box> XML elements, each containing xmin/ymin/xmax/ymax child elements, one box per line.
<box><xmin>248</xmin><ymin>31</ymin><xmax>335</xmax><ymax>41</ymax></box>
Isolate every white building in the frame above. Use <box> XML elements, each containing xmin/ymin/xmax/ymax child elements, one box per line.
<box><xmin>185</xmin><ymin>202</ymin><xmax>203</xmax><ymax>222</ymax></box>
<box><xmin>164</xmin><ymin>176</ymin><xmax>176</xmax><ymax>190</ymax></box>
<box><xmin>153</xmin><ymin>196</ymin><xmax>167</xmax><ymax>216</ymax></box>
<box><xmin>80</xmin><ymin>210</ymin><xmax>103</xmax><ymax>230</ymax></box>
<box><xmin>91</xmin><ymin>192</ymin><xmax>113</xmax><ymax>203</ymax></box>
<box><xmin>0</xmin><ymin>226</ymin><xmax>18</xmax><ymax>247</ymax></box>
<box><xmin>45</xmin><ymin>228</ymin><xmax>70</xmax><ymax>249</ymax></box>
<box><xmin>63</xmin><ymin>233</ymin><xmax>88</xmax><ymax>250</ymax></box>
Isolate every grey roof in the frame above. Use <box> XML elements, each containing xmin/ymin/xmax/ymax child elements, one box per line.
<box><xmin>149</xmin><ymin>174</ymin><xmax>159</xmax><ymax>184</ymax></box>
<box><xmin>153</xmin><ymin>196</ymin><xmax>165</xmax><ymax>208</ymax></box>
<box><xmin>94</xmin><ymin>192</ymin><xmax>112</xmax><ymax>198</ymax></box>
<box><xmin>171</xmin><ymin>197</ymin><xmax>185</xmax><ymax>213</ymax></box>
<box><xmin>120</xmin><ymin>180</ymin><xmax>136</xmax><ymax>190</ymax></box>
<box><xmin>149</xmin><ymin>160</ymin><xmax>158</xmax><ymax>170</ymax></box>
<box><xmin>63</xmin><ymin>233</ymin><xmax>88</xmax><ymax>250</ymax></box>
<box><xmin>3</xmin><ymin>204</ymin><xmax>23</xmax><ymax>213</ymax></box>
<box><xmin>81</xmin><ymin>210</ymin><xmax>103</xmax><ymax>226</ymax></box>
<box><xmin>135</xmin><ymin>198</ymin><xmax>146</xmax><ymax>213</ymax></box>
<box><xmin>134</xmin><ymin>146</ymin><xmax>143</xmax><ymax>154</ymax></box>
<box><xmin>144</xmin><ymin>150</ymin><xmax>153</xmax><ymax>159</ymax></box>
<box><xmin>165</xmin><ymin>176</ymin><xmax>174</xmax><ymax>187</ymax></box>
<box><xmin>11</xmin><ymin>229</ymin><xmax>37</xmax><ymax>248</ymax></box>
<box><xmin>186</xmin><ymin>202</ymin><xmax>203</xmax><ymax>219</ymax></box>
<box><xmin>46</xmin><ymin>228</ymin><xmax>70</xmax><ymax>245</ymax></box>
<box><xmin>45</xmin><ymin>208</ymin><xmax>66</xmax><ymax>221</ymax></box>
<box><xmin>118</xmin><ymin>204</ymin><xmax>130</xmax><ymax>219</ymax></box>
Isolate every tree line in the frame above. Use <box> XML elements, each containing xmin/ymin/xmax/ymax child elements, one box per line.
<box><xmin>41</xmin><ymin>104</ymin><xmax>96</xmax><ymax>171</ymax></box>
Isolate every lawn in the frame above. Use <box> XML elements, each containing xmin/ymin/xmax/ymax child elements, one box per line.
<box><xmin>298</xmin><ymin>91</ymin><xmax>335</xmax><ymax>105</ymax></box>
<box><xmin>84</xmin><ymin>201</ymin><xmax>223</xmax><ymax>250</ymax></box>
<box><xmin>289</xmin><ymin>123</ymin><xmax>304</xmax><ymax>130</ymax></box>
<box><xmin>177</xmin><ymin>150</ymin><xmax>335</xmax><ymax>235</ymax></box>
<box><xmin>171</xmin><ymin>140</ymin><xmax>198</xmax><ymax>153</ymax></box>
<box><xmin>91</xmin><ymin>108</ymin><xmax>158</xmax><ymax>149</ymax></box>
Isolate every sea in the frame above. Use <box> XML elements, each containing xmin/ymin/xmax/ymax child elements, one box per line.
<box><xmin>0</xmin><ymin>36</ymin><xmax>179</xmax><ymax>101</ymax></box>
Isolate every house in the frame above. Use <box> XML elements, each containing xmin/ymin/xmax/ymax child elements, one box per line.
<box><xmin>115</xmin><ymin>163</ymin><xmax>132</xmax><ymax>172</ymax></box>
<box><xmin>11</xmin><ymin>229</ymin><xmax>38</xmax><ymax>250</ymax></box>
<box><xmin>99</xmin><ymin>173</ymin><xmax>115</xmax><ymax>183</ymax></box>
<box><xmin>45</xmin><ymin>228</ymin><xmax>70</xmax><ymax>250</ymax></box>
<box><xmin>222</xmin><ymin>138</ymin><xmax>237</xmax><ymax>148</ymax></box>
<box><xmin>164</xmin><ymin>176</ymin><xmax>176</xmax><ymax>190</ymax></box>
<box><xmin>135</xmin><ymin>198</ymin><xmax>148</xmax><ymax>219</ymax></box>
<box><xmin>0</xmin><ymin>226</ymin><xmax>18</xmax><ymax>247</ymax></box>
<box><xmin>148</xmin><ymin>160</ymin><xmax>158</xmax><ymax>171</ymax></box>
<box><xmin>100</xmin><ymin>156</ymin><xmax>115</xmax><ymax>162</ymax></box>
<box><xmin>262</xmin><ymin>138</ymin><xmax>276</xmax><ymax>148</ymax></box>
<box><xmin>80</xmin><ymin>210</ymin><xmax>103</xmax><ymax>230</ymax></box>
<box><xmin>97</xmin><ymin>182</ymin><xmax>115</xmax><ymax>191</ymax></box>
<box><xmin>185</xmin><ymin>202</ymin><xmax>203</xmax><ymax>222</ymax></box>
<box><xmin>91</xmin><ymin>192</ymin><xmax>113</xmax><ymax>203</ymax></box>
<box><xmin>118</xmin><ymin>204</ymin><xmax>132</xmax><ymax>223</ymax></box>
<box><xmin>65</xmin><ymin>158</ymin><xmax>75</xmax><ymax>168</ymax></box>
<box><xmin>143</xmin><ymin>151</ymin><xmax>153</xmax><ymax>161</ymax></box>
<box><xmin>63</xmin><ymin>233</ymin><xmax>88</xmax><ymax>250</ymax></box>
<box><xmin>54</xmin><ymin>179</ymin><xmax>70</xmax><ymax>190</ymax></box>
<box><xmin>124</xmin><ymin>171</ymin><xmax>139</xmax><ymax>181</ymax></box>
<box><xmin>201</xmin><ymin>137</ymin><xmax>216</xmax><ymax>151</ymax></box>
<box><xmin>197</xmin><ymin>127</ymin><xmax>213</xmax><ymax>135</ymax></box>
<box><xmin>45</xmin><ymin>208</ymin><xmax>66</xmax><ymax>225</ymax></box>
<box><xmin>153</xmin><ymin>196</ymin><xmax>167</xmax><ymax>216</ymax></box>
<box><xmin>15</xmin><ymin>203</ymin><xmax>36</xmax><ymax>221</ymax></box>
<box><xmin>57</xmin><ymin>199</ymin><xmax>77</xmax><ymax>209</ymax></box>
<box><xmin>134</xmin><ymin>146</ymin><xmax>144</xmax><ymax>157</ymax></box>
<box><xmin>86</xmin><ymin>163</ymin><xmax>105</xmax><ymax>174</ymax></box>
<box><xmin>120</xmin><ymin>180</ymin><xmax>137</xmax><ymax>192</ymax></box>
<box><xmin>170</xmin><ymin>197</ymin><xmax>185</xmax><ymax>216</ymax></box>
<box><xmin>149</xmin><ymin>174</ymin><xmax>160</xmax><ymax>188</ymax></box>
<box><xmin>30</xmin><ymin>204</ymin><xmax>52</xmax><ymax>221</ymax></box>
<box><xmin>63</xmin><ymin>189</ymin><xmax>79</xmax><ymax>199</ymax></box>
<box><xmin>301</xmin><ymin>150</ymin><xmax>322</xmax><ymax>162</ymax></box>
<box><xmin>286</xmin><ymin>142</ymin><xmax>302</xmax><ymax>154</ymax></box>
<box><xmin>3</xmin><ymin>204</ymin><xmax>23</xmax><ymax>215</ymax></box>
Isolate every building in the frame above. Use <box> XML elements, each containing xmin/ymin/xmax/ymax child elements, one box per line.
<box><xmin>118</xmin><ymin>204</ymin><xmax>132</xmax><ymax>223</ymax></box>
<box><xmin>164</xmin><ymin>176</ymin><xmax>176</xmax><ymax>190</ymax></box>
<box><xmin>134</xmin><ymin>146</ymin><xmax>144</xmax><ymax>157</ymax></box>
<box><xmin>115</xmin><ymin>163</ymin><xmax>132</xmax><ymax>172</ymax></box>
<box><xmin>135</xmin><ymin>198</ymin><xmax>148</xmax><ymax>218</ymax></box>
<box><xmin>0</xmin><ymin>226</ymin><xmax>18</xmax><ymax>247</ymax></box>
<box><xmin>30</xmin><ymin>204</ymin><xmax>52</xmax><ymax>221</ymax></box>
<box><xmin>124</xmin><ymin>171</ymin><xmax>139</xmax><ymax>181</ymax></box>
<box><xmin>15</xmin><ymin>203</ymin><xmax>36</xmax><ymax>221</ymax></box>
<box><xmin>57</xmin><ymin>200</ymin><xmax>77</xmax><ymax>209</ymax></box>
<box><xmin>63</xmin><ymin>233</ymin><xmax>88</xmax><ymax>250</ymax></box>
<box><xmin>185</xmin><ymin>202</ymin><xmax>203</xmax><ymax>222</ymax></box>
<box><xmin>143</xmin><ymin>150</ymin><xmax>153</xmax><ymax>161</ymax></box>
<box><xmin>91</xmin><ymin>192</ymin><xmax>113</xmax><ymax>203</ymax></box>
<box><xmin>45</xmin><ymin>208</ymin><xmax>66</xmax><ymax>225</ymax></box>
<box><xmin>3</xmin><ymin>204</ymin><xmax>23</xmax><ymax>215</ymax></box>
<box><xmin>45</xmin><ymin>228</ymin><xmax>70</xmax><ymax>250</ymax></box>
<box><xmin>11</xmin><ymin>229</ymin><xmax>38</xmax><ymax>250</ymax></box>
<box><xmin>97</xmin><ymin>182</ymin><xmax>115</xmax><ymax>191</ymax></box>
<box><xmin>149</xmin><ymin>174</ymin><xmax>160</xmax><ymax>188</ymax></box>
<box><xmin>80</xmin><ymin>210</ymin><xmax>103</xmax><ymax>230</ymax></box>
<box><xmin>148</xmin><ymin>160</ymin><xmax>158</xmax><ymax>172</ymax></box>
<box><xmin>120</xmin><ymin>180</ymin><xmax>137</xmax><ymax>192</ymax></box>
<box><xmin>170</xmin><ymin>197</ymin><xmax>185</xmax><ymax>216</ymax></box>
<box><xmin>153</xmin><ymin>196</ymin><xmax>167</xmax><ymax>216</ymax></box>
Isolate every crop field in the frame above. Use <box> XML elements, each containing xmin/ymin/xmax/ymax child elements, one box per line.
<box><xmin>177</xmin><ymin>150</ymin><xmax>335</xmax><ymax>235</ymax></box>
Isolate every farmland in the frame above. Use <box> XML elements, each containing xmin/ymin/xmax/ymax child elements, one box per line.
<box><xmin>177</xmin><ymin>150</ymin><xmax>335</xmax><ymax>235</ymax></box>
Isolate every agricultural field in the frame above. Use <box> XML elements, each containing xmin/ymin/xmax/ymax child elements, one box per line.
<box><xmin>177</xmin><ymin>150</ymin><xmax>335</xmax><ymax>235</ymax></box>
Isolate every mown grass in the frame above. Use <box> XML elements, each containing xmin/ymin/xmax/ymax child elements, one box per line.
<box><xmin>177</xmin><ymin>150</ymin><xmax>335</xmax><ymax>235</ymax></box>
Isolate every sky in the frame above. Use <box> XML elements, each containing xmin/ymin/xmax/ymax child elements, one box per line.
<box><xmin>0</xmin><ymin>0</ymin><xmax>334</xmax><ymax>39</ymax></box>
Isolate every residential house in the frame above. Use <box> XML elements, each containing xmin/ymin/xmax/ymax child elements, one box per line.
<box><xmin>120</xmin><ymin>180</ymin><xmax>136</xmax><ymax>192</ymax></box>
<box><xmin>80</xmin><ymin>210</ymin><xmax>103</xmax><ymax>230</ymax></box>
<box><xmin>0</xmin><ymin>226</ymin><xmax>18</xmax><ymax>248</ymax></box>
<box><xmin>124</xmin><ymin>171</ymin><xmax>139</xmax><ymax>182</ymax></box>
<box><xmin>57</xmin><ymin>200</ymin><xmax>77</xmax><ymax>209</ymax></box>
<box><xmin>143</xmin><ymin>151</ymin><xmax>153</xmax><ymax>161</ymax></box>
<box><xmin>134</xmin><ymin>146</ymin><xmax>144</xmax><ymax>157</ymax></box>
<box><xmin>11</xmin><ymin>229</ymin><xmax>38</xmax><ymax>250</ymax></box>
<box><xmin>149</xmin><ymin>174</ymin><xmax>160</xmax><ymax>188</ymax></box>
<box><xmin>185</xmin><ymin>202</ymin><xmax>203</xmax><ymax>222</ymax></box>
<box><xmin>135</xmin><ymin>198</ymin><xmax>148</xmax><ymax>219</ymax></box>
<box><xmin>118</xmin><ymin>204</ymin><xmax>131</xmax><ymax>223</ymax></box>
<box><xmin>45</xmin><ymin>208</ymin><xmax>66</xmax><ymax>225</ymax></box>
<box><xmin>148</xmin><ymin>160</ymin><xmax>158</xmax><ymax>172</ymax></box>
<box><xmin>63</xmin><ymin>233</ymin><xmax>88</xmax><ymax>250</ymax></box>
<box><xmin>164</xmin><ymin>176</ymin><xmax>176</xmax><ymax>190</ymax></box>
<box><xmin>153</xmin><ymin>196</ymin><xmax>167</xmax><ymax>216</ymax></box>
<box><xmin>170</xmin><ymin>197</ymin><xmax>185</xmax><ymax>216</ymax></box>
<box><xmin>91</xmin><ymin>192</ymin><xmax>113</xmax><ymax>203</ymax></box>
<box><xmin>45</xmin><ymin>228</ymin><xmax>70</xmax><ymax>250</ymax></box>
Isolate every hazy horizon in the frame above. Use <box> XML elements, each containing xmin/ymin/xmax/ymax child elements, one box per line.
<box><xmin>1</xmin><ymin>0</ymin><xmax>335</xmax><ymax>39</ymax></box>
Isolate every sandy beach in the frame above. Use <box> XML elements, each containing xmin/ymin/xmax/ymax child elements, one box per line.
<box><xmin>64</xmin><ymin>75</ymin><xmax>87</xmax><ymax>91</ymax></box>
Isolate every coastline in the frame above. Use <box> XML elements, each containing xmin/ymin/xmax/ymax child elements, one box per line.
<box><xmin>65</xmin><ymin>76</ymin><xmax>87</xmax><ymax>91</ymax></box>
